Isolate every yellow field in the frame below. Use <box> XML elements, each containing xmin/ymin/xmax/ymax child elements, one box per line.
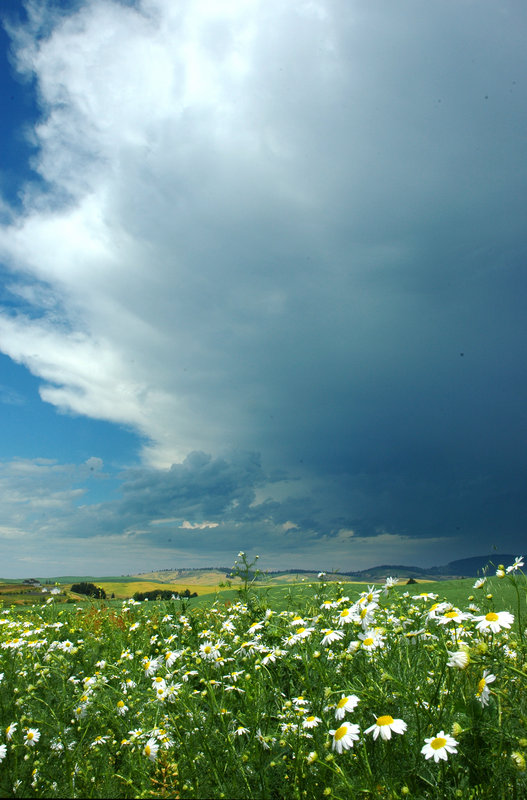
<box><xmin>133</xmin><ymin>570</ymin><xmax>241</xmax><ymax>585</ymax></box>
<box><xmin>93</xmin><ymin>581</ymin><xmax>223</xmax><ymax>600</ymax></box>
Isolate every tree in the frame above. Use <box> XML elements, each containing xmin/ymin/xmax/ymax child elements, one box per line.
<box><xmin>70</xmin><ymin>582</ymin><xmax>107</xmax><ymax>599</ymax></box>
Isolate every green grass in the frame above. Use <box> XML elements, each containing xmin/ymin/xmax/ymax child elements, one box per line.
<box><xmin>0</xmin><ymin>556</ymin><xmax>525</xmax><ymax>799</ymax></box>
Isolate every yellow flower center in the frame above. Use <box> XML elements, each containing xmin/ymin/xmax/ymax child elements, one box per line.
<box><xmin>145</xmin><ymin>745</ymin><xmax>151</xmax><ymax>756</ymax></box>
<box><xmin>334</xmin><ymin>725</ymin><xmax>347</xmax><ymax>741</ymax></box>
<box><xmin>477</xmin><ymin>678</ymin><xmax>486</xmax><ymax>694</ymax></box>
<box><xmin>376</xmin><ymin>715</ymin><xmax>394</xmax><ymax>726</ymax></box>
<box><xmin>360</xmin><ymin>608</ymin><xmax>368</xmax><ymax>619</ymax></box>
<box><xmin>431</xmin><ymin>737</ymin><xmax>447</xmax><ymax>750</ymax></box>
<box><xmin>363</xmin><ymin>638</ymin><xmax>374</xmax><ymax>646</ymax></box>
<box><xmin>337</xmin><ymin>697</ymin><xmax>348</xmax><ymax>709</ymax></box>
<box><xmin>297</xmin><ymin>627</ymin><xmax>306</xmax><ymax>634</ymax></box>
<box><xmin>306</xmin><ymin>716</ymin><xmax>315</xmax><ymax>722</ymax></box>
<box><xmin>485</xmin><ymin>612</ymin><xmax>499</xmax><ymax>622</ymax></box>
<box><xmin>445</xmin><ymin>611</ymin><xmax>458</xmax><ymax>618</ymax></box>
<box><xmin>117</xmin><ymin>700</ymin><xmax>125</xmax><ymax>708</ymax></box>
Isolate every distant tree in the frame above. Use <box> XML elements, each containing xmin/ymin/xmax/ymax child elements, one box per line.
<box><xmin>71</xmin><ymin>582</ymin><xmax>107</xmax><ymax>599</ymax></box>
<box><xmin>132</xmin><ymin>588</ymin><xmax>198</xmax><ymax>602</ymax></box>
<box><xmin>406</xmin><ymin>577</ymin><xmax>418</xmax><ymax>585</ymax></box>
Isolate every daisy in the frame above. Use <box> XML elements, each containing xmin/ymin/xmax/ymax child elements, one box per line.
<box><xmin>142</xmin><ymin>657</ymin><xmax>160</xmax><ymax>677</ymax></box>
<box><xmin>359</xmin><ymin>629</ymin><xmax>384</xmax><ymax>650</ymax></box>
<box><xmin>290</xmin><ymin>615</ymin><xmax>306</xmax><ymax>627</ymax></box>
<box><xmin>426</xmin><ymin>601</ymin><xmax>449</xmax><ymax>620</ymax></box>
<box><xmin>506</xmin><ymin>556</ymin><xmax>524</xmax><ymax>574</ymax></box>
<box><xmin>287</xmin><ymin>627</ymin><xmax>314</xmax><ymax>644</ymax></box>
<box><xmin>321</xmin><ymin>629</ymin><xmax>344</xmax><ymax>646</ymax></box>
<box><xmin>438</xmin><ymin>609</ymin><xmax>471</xmax><ymax>625</ymax></box>
<box><xmin>248</xmin><ymin>621</ymin><xmax>264</xmax><ymax>633</ymax></box>
<box><xmin>383</xmin><ymin>577</ymin><xmax>398</xmax><ymax>593</ymax></box>
<box><xmin>473</xmin><ymin>577</ymin><xmax>486</xmax><ymax>589</ymax></box>
<box><xmin>0</xmin><ymin>743</ymin><xmax>6</xmax><ymax>762</ymax></box>
<box><xmin>358</xmin><ymin>606</ymin><xmax>376</xmax><ymax>629</ymax></box>
<box><xmin>476</xmin><ymin>670</ymin><xmax>496</xmax><ymax>707</ymax></box>
<box><xmin>117</xmin><ymin>700</ymin><xmax>129</xmax><ymax>716</ymax></box>
<box><xmin>364</xmin><ymin>715</ymin><xmax>407</xmax><ymax>741</ymax></box>
<box><xmin>90</xmin><ymin>735</ymin><xmax>108</xmax><ymax>748</ymax></box>
<box><xmin>6</xmin><ymin>723</ymin><xmax>17</xmax><ymax>741</ymax></box>
<box><xmin>329</xmin><ymin>722</ymin><xmax>360</xmax><ymax>753</ymax></box>
<box><xmin>359</xmin><ymin>587</ymin><xmax>381</xmax><ymax>606</ymax></box>
<box><xmin>24</xmin><ymin>728</ymin><xmax>40</xmax><ymax>747</ymax></box>
<box><xmin>335</xmin><ymin>694</ymin><xmax>360</xmax><ymax>720</ymax></box>
<box><xmin>447</xmin><ymin>649</ymin><xmax>470</xmax><ymax>669</ymax></box>
<box><xmin>292</xmin><ymin>695</ymin><xmax>309</xmax><ymax>707</ymax></box>
<box><xmin>233</xmin><ymin>726</ymin><xmax>249</xmax><ymax>736</ymax></box>
<box><xmin>164</xmin><ymin>650</ymin><xmax>179</xmax><ymax>668</ymax></box>
<box><xmin>256</xmin><ymin>729</ymin><xmax>271</xmax><ymax>750</ymax></box>
<box><xmin>303</xmin><ymin>716</ymin><xmax>322</xmax><ymax>729</ymax></box>
<box><xmin>143</xmin><ymin>738</ymin><xmax>159</xmax><ymax>761</ymax></box>
<box><xmin>421</xmin><ymin>731</ymin><xmax>458</xmax><ymax>762</ymax></box>
<box><xmin>474</xmin><ymin>610</ymin><xmax>514</xmax><ymax>633</ymax></box>
<box><xmin>337</xmin><ymin>607</ymin><xmax>355</xmax><ymax>626</ymax></box>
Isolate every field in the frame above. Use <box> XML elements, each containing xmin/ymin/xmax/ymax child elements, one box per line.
<box><xmin>0</xmin><ymin>555</ymin><xmax>525</xmax><ymax>798</ymax></box>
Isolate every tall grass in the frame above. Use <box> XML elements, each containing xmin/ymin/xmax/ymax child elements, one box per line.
<box><xmin>0</xmin><ymin>553</ymin><xmax>525</xmax><ymax>798</ymax></box>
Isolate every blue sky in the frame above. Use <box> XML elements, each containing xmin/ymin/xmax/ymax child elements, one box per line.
<box><xmin>0</xmin><ymin>0</ymin><xmax>526</xmax><ymax>578</ymax></box>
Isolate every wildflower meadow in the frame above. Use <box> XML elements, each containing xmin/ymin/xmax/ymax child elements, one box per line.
<box><xmin>0</xmin><ymin>554</ymin><xmax>526</xmax><ymax>799</ymax></box>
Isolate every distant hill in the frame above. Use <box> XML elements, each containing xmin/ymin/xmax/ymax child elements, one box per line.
<box><xmin>132</xmin><ymin>554</ymin><xmax>518</xmax><ymax>583</ymax></box>
<box><xmin>3</xmin><ymin>553</ymin><xmax>518</xmax><ymax>585</ymax></box>
<box><xmin>428</xmin><ymin>554</ymin><xmax>516</xmax><ymax>578</ymax></box>
<box><xmin>258</xmin><ymin>554</ymin><xmax>517</xmax><ymax>582</ymax></box>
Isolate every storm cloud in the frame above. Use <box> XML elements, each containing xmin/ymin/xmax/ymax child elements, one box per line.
<box><xmin>0</xmin><ymin>0</ymin><xmax>525</xmax><ymax>575</ymax></box>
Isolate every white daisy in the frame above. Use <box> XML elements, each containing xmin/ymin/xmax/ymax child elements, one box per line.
<box><xmin>303</xmin><ymin>715</ymin><xmax>322</xmax><ymax>729</ymax></box>
<box><xmin>5</xmin><ymin>723</ymin><xmax>17</xmax><ymax>741</ymax></box>
<box><xmin>474</xmin><ymin>610</ymin><xmax>514</xmax><ymax>633</ymax></box>
<box><xmin>421</xmin><ymin>731</ymin><xmax>458</xmax><ymax>762</ymax></box>
<box><xmin>143</xmin><ymin>738</ymin><xmax>159</xmax><ymax>761</ymax></box>
<box><xmin>476</xmin><ymin>670</ymin><xmax>496</xmax><ymax>707</ymax></box>
<box><xmin>447</xmin><ymin>649</ymin><xmax>470</xmax><ymax>669</ymax></box>
<box><xmin>329</xmin><ymin>722</ymin><xmax>360</xmax><ymax>753</ymax></box>
<box><xmin>24</xmin><ymin>728</ymin><xmax>40</xmax><ymax>747</ymax></box>
<box><xmin>321</xmin><ymin>629</ymin><xmax>344</xmax><ymax>646</ymax></box>
<box><xmin>364</xmin><ymin>715</ymin><xmax>407</xmax><ymax>741</ymax></box>
<box><xmin>335</xmin><ymin>694</ymin><xmax>360</xmax><ymax>720</ymax></box>
<box><xmin>506</xmin><ymin>556</ymin><xmax>524</xmax><ymax>573</ymax></box>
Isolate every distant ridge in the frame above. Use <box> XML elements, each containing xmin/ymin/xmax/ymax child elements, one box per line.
<box><xmin>341</xmin><ymin>554</ymin><xmax>516</xmax><ymax>581</ymax></box>
<box><xmin>136</xmin><ymin>553</ymin><xmax>517</xmax><ymax>582</ymax></box>
<box><xmin>3</xmin><ymin>553</ymin><xmax>518</xmax><ymax>584</ymax></box>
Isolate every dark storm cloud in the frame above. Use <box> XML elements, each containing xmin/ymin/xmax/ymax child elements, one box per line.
<box><xmin>0</xmin><ymin>0</ymin><xmax>525</xmax><ymax>574</ymax></box>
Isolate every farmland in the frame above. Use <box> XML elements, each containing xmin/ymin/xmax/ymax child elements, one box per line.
<box><xmin>0</xmin><ymin>555</ymin><xmax>525</xmax><ymax>798</ymax></box>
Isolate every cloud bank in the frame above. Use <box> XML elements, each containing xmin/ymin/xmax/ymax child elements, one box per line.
<box><xmin>0</xmin><ymin>0</ymin><xmax>526</xmax><ymax>574</ymax></box>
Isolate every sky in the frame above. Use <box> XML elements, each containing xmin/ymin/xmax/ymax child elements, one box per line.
<box><xmin>0</xmin><ymin>0</ymin><xmax>526</xmax><ymax>578</ymax></box>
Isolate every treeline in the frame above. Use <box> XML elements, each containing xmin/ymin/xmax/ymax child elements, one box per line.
<box><xmin>71</xmin><ymin>582</ymin><xmax>107</xmax><ymax>599</ymax></box>
<box><xmin>132</xmin><ymin>588</ymin><xmax>198</xmax><ymax>601</ymax></box>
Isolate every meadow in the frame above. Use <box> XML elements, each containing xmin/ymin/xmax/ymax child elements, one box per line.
<box><xmin>0</xmin><ymin>555</ymin><xmax>525</xmax><ymax>799</ymax></box>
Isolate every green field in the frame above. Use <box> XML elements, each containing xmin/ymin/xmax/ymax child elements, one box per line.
<box><xmin>0</xmin><ymin>555</ymin><xmax>526</xmax><ymax>798</ymax></box>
